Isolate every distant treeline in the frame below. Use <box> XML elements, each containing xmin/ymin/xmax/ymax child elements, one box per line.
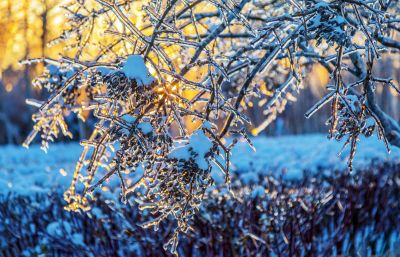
<box><xmin>1</xmin><ymin>57</ymin><xmax>399</xmax><ymax>144</ymax></box>
<box><xmin>1</xmin><ymin>0</ymin><xmax>399</xmax><ymax>144</ymax></box>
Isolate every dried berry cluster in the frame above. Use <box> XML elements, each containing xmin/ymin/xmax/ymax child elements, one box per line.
<box><xmin>22</xmin><ymin>0</ymin><xmax>400</xmax><ymax>254</ymax></box>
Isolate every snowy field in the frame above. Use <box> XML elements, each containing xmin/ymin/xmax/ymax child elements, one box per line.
<box><xmin>2</xmin><ymin>134</ymin><xmax>400</xmax><ymax>257</ymax></box>
<box><xmin>1</xmin><ymin>134</ymin><xmax>399</xmax><ymax>196</ymax></box>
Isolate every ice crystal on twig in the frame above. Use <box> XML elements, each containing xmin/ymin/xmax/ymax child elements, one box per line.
<box><xmin>22</xmin><ymin>0</ymin><xmax>400</xmax><ymax>254</ymax></box>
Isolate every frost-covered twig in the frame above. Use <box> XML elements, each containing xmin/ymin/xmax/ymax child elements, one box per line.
<box><xmin>22</xmin><ymin>0</ymin><xmax>400</xmax><ymax>254</ymax></box>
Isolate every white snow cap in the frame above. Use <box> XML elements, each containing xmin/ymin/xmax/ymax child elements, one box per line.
<box><xmin>121</xmin><ymin>55</ymin><xmax>156</xmax><ymax>86</ymax></box>
<box><xmin>169</xmin><ymin>130</ymin><xmax>212</xmax><ymax>170</ymax></box>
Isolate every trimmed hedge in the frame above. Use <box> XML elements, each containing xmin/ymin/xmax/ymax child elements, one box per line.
<box><xmin>1</xmin><ymin>162</ymin><xmax>400</xmax><ymax>256</ymax></box>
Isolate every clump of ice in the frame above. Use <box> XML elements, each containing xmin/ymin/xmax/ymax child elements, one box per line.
<box><xmin>121</xmin><ymin>55</ymin><xmax>156</xmax><ymax>86</ymax></box>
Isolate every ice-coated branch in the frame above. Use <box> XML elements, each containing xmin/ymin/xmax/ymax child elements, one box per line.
<box><xmin>22</xmin><ymin>0</ymin><xmax>400</xmax><ymax>254</ymax></box>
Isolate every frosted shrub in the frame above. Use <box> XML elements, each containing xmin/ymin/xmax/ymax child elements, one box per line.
<box><xmin>22</xmin><ymin>0</ymin><xmax>400</xmax><ymax>253</ymax></box>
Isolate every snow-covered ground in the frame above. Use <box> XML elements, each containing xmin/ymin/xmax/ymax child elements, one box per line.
<box><xmin>231</xmin><ymin>134</ymin><xmax>400</xmax><ymax>181</ymax></box>
<box><xmin>0</xmin><ymin>134</ymin><xmax>399</xmax><ymax>195</ymax></box>
<box><xmin>0</xmin><ymin>143</ymin><xmax>81</xmax><ymax>196</ymax></box>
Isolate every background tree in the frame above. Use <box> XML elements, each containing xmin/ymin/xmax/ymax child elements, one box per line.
<box><xmin>0</xmin><ymin>0</ymin><xmax>65</xmax><ymax>143</ymax></box>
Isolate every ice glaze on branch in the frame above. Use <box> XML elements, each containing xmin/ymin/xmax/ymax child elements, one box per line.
<box><xmin>22</xmin><ymin>0</ymin><xmax>400</xmax><ymax>254</ymax></box>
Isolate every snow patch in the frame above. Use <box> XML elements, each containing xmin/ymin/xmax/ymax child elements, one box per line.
<box><xmin>169</xmin><ymin>130</ymin><xmax>212</xmax><ymax>170</ymax></box>
<box><xmin>121</xmin><ymin>55</ymin><xmax>156</xmax><ymax>86</ymax></box>
<box><xmin>138</xmin><ymin>122</ymin><xmax>153</xmax><ymax>134</ymax></box>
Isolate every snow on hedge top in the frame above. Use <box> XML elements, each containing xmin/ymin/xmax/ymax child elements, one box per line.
<box><xmin>1</xmin><ymin>134</ymin><xmax>400</xmax><ymax>196</ymax></box>
<box><xmin>121</xmin><ymin>55</ymin><xmax>156</xmax><ymax>86</ymax></box>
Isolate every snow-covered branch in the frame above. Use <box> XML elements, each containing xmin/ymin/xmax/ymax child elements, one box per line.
<box><xmin>22</xmin><ymin>0</ymin><xmax>400</xmax><ymax>253</ymax></box>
